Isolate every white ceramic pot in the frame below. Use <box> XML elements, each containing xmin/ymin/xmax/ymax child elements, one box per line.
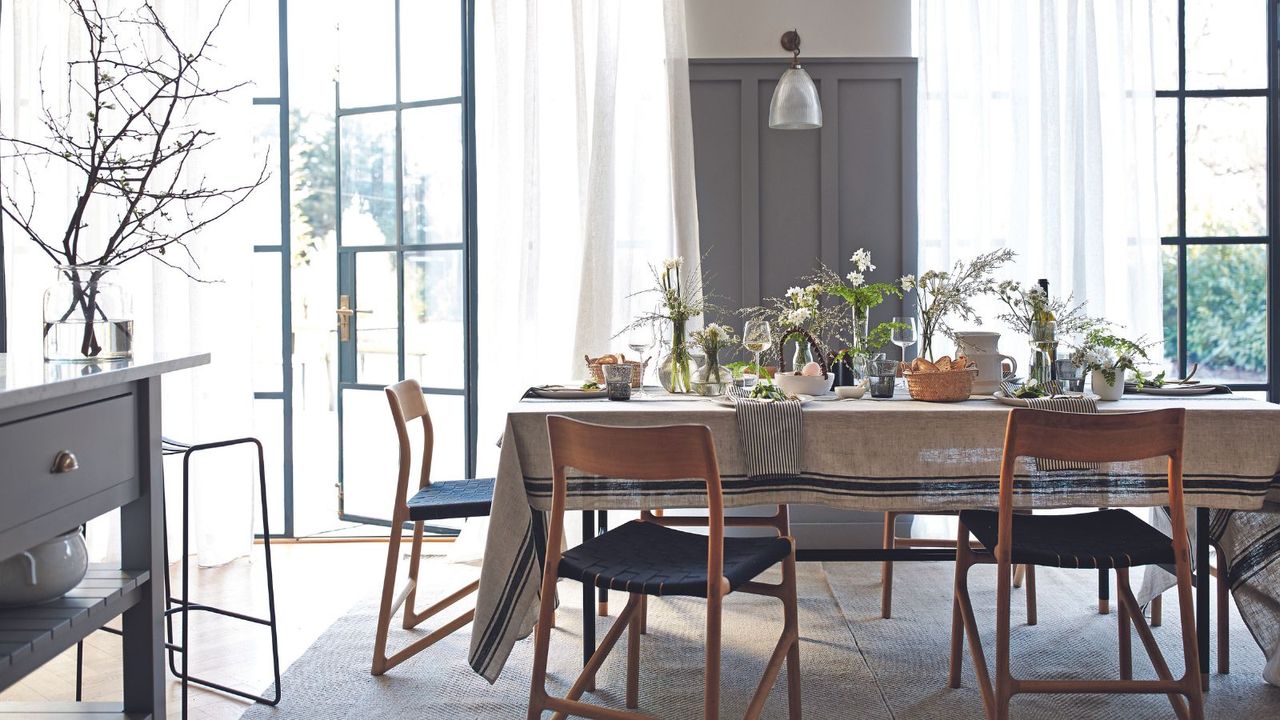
<box><xmin>0</xmin><ymin>529</ymin><xmax>88</xmax><ymax>607</ymax></box>
<box><xmin>953</xmin><ymin>331</ymin><xmax>1018</xmax><ymax>394</ymax></box>
<box><xmin>773</xmin><ymin>372</ymin><xmax>831</xmax><ymax>396</ymax></box>
<box><xmin>1091</xmin><ymin>369</ymin><xmax>1125</xmax><ymax>401</ymax></box>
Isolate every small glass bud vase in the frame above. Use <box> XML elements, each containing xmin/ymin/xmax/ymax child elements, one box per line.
<box><xmin>43</xmin><ymin>265</ymin><xmax>134</xmax><ymax>362</ymax></box>
<box><xmin>692</xmin><ymin>347</ymin><xmax>732</xmax><ymax>396</ymax></box>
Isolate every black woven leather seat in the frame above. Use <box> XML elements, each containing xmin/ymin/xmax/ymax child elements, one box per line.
<box><xmin>959</xmin><ymin>508</ymin><xmax>1175</xmax><ymax>569</ymax></box>
<box><xmin>406</xmin><ymin>478</ymin><xmax>495</xmax><ymax>521</ymax></box>
<box><xmin>558</xmin><ymin>520</ymin><xmax>792</xmax><ymax>598</ymax></box>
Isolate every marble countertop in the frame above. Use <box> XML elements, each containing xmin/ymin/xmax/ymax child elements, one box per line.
<box><xmin>0</xmin><ymin>352</ymin><xmax>210</xmax><ymax>409</ymax></box>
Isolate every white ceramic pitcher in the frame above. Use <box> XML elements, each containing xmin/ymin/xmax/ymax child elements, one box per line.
<box><xmin>953</xmin><ymin>331</ymin><xmax>1017</xmax><ymax>394</ymax></box>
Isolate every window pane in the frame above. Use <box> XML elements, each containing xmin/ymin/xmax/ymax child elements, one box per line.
<box><xmin>339</xmin><ymin>112</ymin><xmax>398</xmax><ymax>246</ymax></box>
<box><xmin>1185</xmin><ymin>97</ymin><xmax>1267</xmax><ymax>237</ymax></box>
<box><xmin>1161</xmin><ymin>245</ymin><xmax>1179</xmax><ymax>376</ymax></box>
<box><xmin>1185</xmin><ymin>0</ymin><xmax>1268</xmax><ymax>90</ymax></box>
<box><xmin>1186</xmin><ymin>244</ymin><xmax>1267</xmax><ymax>383</ymax></box>
<box><xmin>1151</xmin><ymin>0</ymin><xmax>1178</xmax><ymax>91</ymax></box>
<box><xmin>405</xmin><ymin>250</ymin><xmax>465</xmax><ymax>388</ymax></box>
<box><xmin>248</xmin><ymin>0</ymin><xmax>280</xmax><ymax>97</ymax></box>
<box><xmin>338</xmin><ymin>0</ymin><xmax>396</xmax><ymax>107</ymax></box>
<box><xmin>400</xmin><ymin>0</ymin><xmax>462</xmax><ymax>101</ymax></box>
<box><xmin>252</xmin><ymin>251</ymin><xmax>282</xmax><ymax>392</ymax></box>
<box><xmin>1156</xmin><ymin>98</ymin><xmax>1178</xmax><ymax>237</ymax></box>
<box><xmin>403</xmin><ymin>104</ymin><xmax>463</xmax><ymax>245</ymax></box>
<box><xmin>354</xmin><ymin>251</ymin><xmax>402</xmax><ymax>386</ymax></box>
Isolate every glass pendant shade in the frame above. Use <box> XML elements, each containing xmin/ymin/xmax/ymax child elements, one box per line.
<box><xmin>768</xmin><ymin>65</ymin><xmax>822</xmax><ymax>130</ymax></box>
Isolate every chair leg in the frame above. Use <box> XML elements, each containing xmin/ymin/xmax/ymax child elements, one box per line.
<box><xmin>948</xmin><ymin>520</ymin><xmax>969</xmax><ymax>691</ymax></box>
<box><xmin>1024</xmin><ymin>565</ymin><xmax>1037</xmax><ymax>626</ymax></box>
<box><xmin>1215</xmin><ymin>547</ymin><xmax>1229</xmax><ymax>675</ymax></box>
<box><xmin>402</xmin><ymin>521</ymin><xmax>425</xmax><ymax>629</ymax></box>
<box><xmin>880</xmin><ymin>512</ymin><xmax>896</xmax><ymax>619</ymax></box>
<box><xmin>626</xmin><ymin>592</ymin><xmax>641</xmax><ymax>709</ymax></box>
<box><xmin>1118</xmin><ymin>568</ymin><xmax>1133</xmax><ymax>680</ymax></box>
<box><xmin>1173</xmin><ymin>548</ymin><xmax>1207</xmax><ymax>720</ymax></box>
<box><xmin>705</xmin><ymin>589</ymin><xmax>723</xmax><ymax>720</ymax></box>
<box><xmin>783</xmin><ymin>554</ymin><xmax>802</xmax><ymax>720</ymax></box>
<box><xmin>1012</xmin><ymin>564</ymin><xmax>1025</xmax><ymax>589</ymax></box>
<box><xmin>1151</xmin><ymin>593</ymin><xmax>1163</xmax><ymax>627</ymax></box>
<box><xmin>638</xmin><ymin>594</ymin><xmax>648</xmax><ymax>635</ymax></box>
<box><xmin>372</xmin><ymin>511</ymin><xmax>408</xmax><ymax>676</ymax></box>
<box><xmin>1099</xmin><ymin>567</ymin><xmax>1111</xmax><ymax>614</ymax></box>
<box><xmin>994</xmin><ymin>556</ymin><xmax>1014</xmax><ymax>720</ymax></box>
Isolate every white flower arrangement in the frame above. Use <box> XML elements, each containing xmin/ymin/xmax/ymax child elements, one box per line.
<box><xmin>846</xmin><ymin>271</ymin><xmax>865</xmax><ymax>287</ymax></box>
<box><xmin>899</xmin><ymin>274</ymin><xmax>916</xmax><ymax>291</ymax></box>
<box><xmin>850</xmin><ymin>249</ymin><xmax>876</xmax><ymax>273</ymax></box>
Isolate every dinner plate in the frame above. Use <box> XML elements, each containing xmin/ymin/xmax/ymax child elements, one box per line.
<box><xmin>992</xmin><ymin>390</ymin><xmax>1099</xmax><ymax>408</ymax></box>
<box><xmin>712</xmin><ymin>394</ymin><xmax>814</xmax><ymax>408</ymax></box>
<box><xmin>528</xmin><ymin>385</ymin><xmax>608</xmax><ymax>399</ymax></box>
<box><xmin>1136</xmin><ymin>384</ymin><xmax>1217</xmax><ymax>396</ymax></box>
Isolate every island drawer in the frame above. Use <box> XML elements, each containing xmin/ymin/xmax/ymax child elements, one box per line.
<box><xmin>0</xmin><ymin>394</ymin><xmax>138</xmax><ymax>536</ymax></box>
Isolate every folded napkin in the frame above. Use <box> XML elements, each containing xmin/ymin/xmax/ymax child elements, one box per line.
<box><xmin>1025</xmin><ymin>395</ymin><xmax>1099</xmax><ymax>471</ymax></box>
<box><xmin>732</xmin><ymin>395</ymin><xmax>804</xmax><ymax>480</ymax></box>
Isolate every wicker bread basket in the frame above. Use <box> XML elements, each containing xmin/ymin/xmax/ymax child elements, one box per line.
<box><xmin>585</xmin><ymin>354</ymin><xmax>646</xmax><ymax>388</ymax></box>
<box><xmin>901</xmin><ymin>365</ymin><xmax>978</xmax><ymax>402</ymax></box>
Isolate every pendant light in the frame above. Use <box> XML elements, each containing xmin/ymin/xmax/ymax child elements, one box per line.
<box><xmin>768</xmin><ymin>30</ymin><xmax>822</xmax><ymax>130</ymax></box>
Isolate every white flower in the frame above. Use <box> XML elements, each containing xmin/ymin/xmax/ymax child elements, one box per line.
<box><xmin>785</xmin><ymin>307</ymin><xmax>812</xmax><ymax>327</ymax></box>
<box><xmin>785</xmin><ymin>286</ymin><xmax>804</xmax><ymax>300</ymax></box>
<box><xmin>846</xmin><ymin>271</ymin><xmax>865</xmax><ymax>287</ymax></box>
<box><xmin>899</xmin><ymin>274</ymin><xmax>916</xmax><ymax>291</ymax></box>
<box><xmin>850</xmin><ymin>248</ymin><xmax>875</xmax><ymax>272</ymax></box>
<box><xmin>662</xmin><ymin>257</ymin><xmax>684</xmax><ymax>271</ymax></box>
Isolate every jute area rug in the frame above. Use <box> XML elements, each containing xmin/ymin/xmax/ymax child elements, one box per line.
<box><xmin>241</xmin><ymin>561</ymin><xmax>1279</xmax><ymax>718</ymax></box>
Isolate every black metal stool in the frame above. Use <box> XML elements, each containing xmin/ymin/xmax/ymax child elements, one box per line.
<box><xmin>76</xmin><ymin>436</ymin><xmax>281</xmax><ymax>718</ymax></box>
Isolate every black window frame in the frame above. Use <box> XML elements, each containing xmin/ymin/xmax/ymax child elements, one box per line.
<box><xmin>1159</xmin><ymin>0</ymin><xmax>1278</xmax><ymax>397</ymax></box>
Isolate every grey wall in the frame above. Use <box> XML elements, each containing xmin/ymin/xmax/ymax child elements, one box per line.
<box><xmin>690</xmin><ymin>57</ymin><xmax>918</xmax><ymax>549</ymax></box>
<box><xmin>685</xmin><ymin>0</ymin><xmax>912</xmax><ymax>58</ymax></box>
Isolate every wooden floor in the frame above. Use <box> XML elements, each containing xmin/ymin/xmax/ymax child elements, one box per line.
<box><xmin>0</xmin><ymin>541</ymin><xmax>407</xmax><ymax>719</ymax></box>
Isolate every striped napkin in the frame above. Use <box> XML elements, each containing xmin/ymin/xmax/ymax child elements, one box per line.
<box><xmin>730</xmin><ymin>392</ymin><xmax>804</xmax><ymax>480</ymax></box>
<box><xmin>1025</xmin><ymin>395</ymin><xmax>1098</xmax><ymax>471</ymax></box>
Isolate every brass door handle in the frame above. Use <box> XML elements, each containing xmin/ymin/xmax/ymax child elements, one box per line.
<box><xmin>51</xmin><ymin>450</ymin><xmax>79</xmax><ymax>474</ymax></box>
<box><xmin>336</xmin><ymin>294</ymin><xmax>372</xmax><ymax>342</ymax></box>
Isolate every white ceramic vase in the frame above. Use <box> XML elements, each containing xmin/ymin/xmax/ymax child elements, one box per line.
<box><xmin>1091</xmin><ymin>369</ymin><xmax>1124</xmax><ymax>401</ymax></box>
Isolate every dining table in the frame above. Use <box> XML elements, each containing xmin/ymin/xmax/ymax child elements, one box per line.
<box><xmin>467</xmin><ymin>389</ymin><xmax>1280</xmax><ymax>685</ymax></box>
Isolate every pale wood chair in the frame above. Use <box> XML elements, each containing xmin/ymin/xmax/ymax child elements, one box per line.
<box><xmin>880</xmin><ymin>511</ymin><xmax>1037</xmax><ymax>622</ymax></box>
<box><xmin>528</xmin><ymin>416</ymin><xmax>801</xmax><ymax>720</ymax></box>
<box><xmin>371</xmin><ymin>379</ymin><xmax>494</xmax><ymax>676</ymax></box>
<box><xmin>949</xmin><ymin>408</ymin><xmax>1204</xmax><ymax>720</ymax></box>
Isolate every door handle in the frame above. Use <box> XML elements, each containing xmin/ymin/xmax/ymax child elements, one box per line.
<box><xmin>336</xmin><ymin>294</ymin><xmax>372</xmax><ymax>343</ymax></box>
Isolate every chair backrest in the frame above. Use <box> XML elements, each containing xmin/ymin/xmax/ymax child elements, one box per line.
<box><xmin>545</xmin><ymin>415</ymin><xmax>726</xmax><ymax>594</ymax></box>
<box><xmin>385</xmin><ymin>379</ymin><xmax>434</xmax><ymax>504</ymax></box>
<box><xmin>996</xmin><ymin>407</ymin><xmax>1188</xmax><ymax>561</ymax></box>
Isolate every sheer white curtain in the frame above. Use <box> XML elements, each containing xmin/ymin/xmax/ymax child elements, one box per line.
<box><xmin>917</xmin><ymin>0</ymin><xmax>1162</xmax><ymax>349</ymax></box>
<box><xmin>0</xmin><ymin>0</ymin><xmax>263</xmax><ymax>566</ymax></box>
<box><xmin>474</xmin><ymin>0</ymin><xmax>700</xmax><ymax>473</ymax></box>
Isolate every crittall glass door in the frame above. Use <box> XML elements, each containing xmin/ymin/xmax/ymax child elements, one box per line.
<box><xmin>334</xmin><ymin>0</ymin><xmax>476</xmax><ymax>526</ymax></box>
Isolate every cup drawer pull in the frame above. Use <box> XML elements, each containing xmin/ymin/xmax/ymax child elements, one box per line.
<box><xmin>50</xmin><ymin>451</ymin><xmax>80</xmax><ymax>474</ymax></box>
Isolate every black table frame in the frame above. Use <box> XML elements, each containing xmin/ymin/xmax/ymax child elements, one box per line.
<box><xmin>573</xmin><ymin>508</ymin><xmax>1215</xmax><ymax>684</ymax></box>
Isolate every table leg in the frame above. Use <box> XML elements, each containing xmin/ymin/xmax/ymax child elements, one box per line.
<box><xmin>598</xmin><ymin>510</ymin><xmax>609</xmax><ymax>616</ymax></box>
<box><xmin>1196</xmin><ymin>507</ymin><xmax>1210</xmax><ymax>690</ymax></box>
<box><xmin>581</xmin><ymin>510</ymin><xmax>596</xmax><ymax>675</ymax></box>
<box><xmin>1098</xmin><ymin>568</ymin><xmax>1110</xmax><ymax>614</ymax></box>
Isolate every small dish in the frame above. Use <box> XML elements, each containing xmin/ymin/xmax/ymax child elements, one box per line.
<box><xmin>835</xmin><ymin>384</ymin><xmax>867</xmax><ymax>399</ymax></box>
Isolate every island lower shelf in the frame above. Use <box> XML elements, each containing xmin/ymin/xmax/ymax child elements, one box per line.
<box><xmin>0</xmin><ymin>567</ymin><xmax>150</xmax><ymax>691</ymax></box>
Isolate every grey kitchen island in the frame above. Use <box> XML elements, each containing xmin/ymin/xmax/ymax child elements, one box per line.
<box><xmin>0</xmin><ymin>352</ymin><xmax>209</xmax><ymax>719</ymax></box>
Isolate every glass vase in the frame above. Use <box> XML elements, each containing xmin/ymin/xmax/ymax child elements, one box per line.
<box><xmin>851</xmin><ymin>305</ymin><xmax>870</xmax><ymax>353</ymax></box>
<box><xmin>43</xmin><ymin>265</ymin><xmax>134</xmax><ymax>362</ymax></box>
<box><xmin>1028</xmin><ymin>320</ymin><xmax>1057</xmax><ymax>385</ymax></box>
<box><xmin>658</xmin><ymin>319</ymin><xmax>694</xmax><ymax>393</ymax></box>
<box><xmin>790</xmin><ymin>334</ymin><xmax>813</xmax><ymax>371</ymax></box>
<box><xmin>692</xmin><ymin>346</ymin><xmax>732</xmax><ymax>396</ymax></box>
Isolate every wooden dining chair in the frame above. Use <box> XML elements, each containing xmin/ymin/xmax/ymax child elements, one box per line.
<box><xmin>371</xmin><ymin>379</ymin><xmax>495</xmax><ymax>676</ymax></box>
<box><xmin>528</xmin><ymin>416</ymin><xmax>801</xmax><ymax>720</ymax></box>
<box><xmin>949</xmin><ymin>408</ymin><xmax>1204</xmax><ymax>720</ymax></box>
<box><xmin>880</xmin><ymin>511</ymin><xmax>1037</xmax><ymax>623</ymax></box>
<box><xmin>1150</xmin><ymin>537</ymin><xmax>1231</xmax><ymax>674</ymax></box>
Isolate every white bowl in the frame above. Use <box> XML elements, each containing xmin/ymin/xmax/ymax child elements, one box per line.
<box><xmin>773</xmin><ymin>372</ymin><xmax>832</xmax><ymax>396</ymax></box>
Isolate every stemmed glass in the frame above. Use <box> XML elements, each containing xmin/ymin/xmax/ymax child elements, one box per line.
<box><xmin>742</xmin><ymin>320</ymin><xmax>773</xmax><ymax>386</ymax></box>
<box><xmin>627</xmin><ymin>322</ymin><xmax>655</xmax><ymax>397</ymax></box>
<box><xmin>891</xmin><ymin>316</ymin><xmax>918</xmax><ymax>386</ymax></box>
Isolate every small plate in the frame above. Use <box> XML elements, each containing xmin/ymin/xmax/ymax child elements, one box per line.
<box><xmin>992</xmin><ymin>390</ymin><xmax>1099</xmax><ymax>408</ymax></box>
<box><xmin>712</xmin><ymin>394</ymin><xmax>814</xmax><ymax>408</ymax></box>
<box><xmin>528</xmin><ymin>385</ymin><xmax>608</xmax><ymax>399</ymax></box>
<box><xmin>1137</xmin><ymin>384</ymin><xmax>1217</xmax><ymax>396</ymax></box>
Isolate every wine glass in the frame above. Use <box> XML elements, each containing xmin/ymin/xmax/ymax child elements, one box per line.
<box><xmin>891</xmin><ymin>316</ymin><xmax>918</xmax><ymax>385</ymax></box>
<box><xmin>742</xmin><ymin>320</ymin><xmax>773</xmax><ymax>385</ymax></box>
<box><xmin>627</xmin><ymin>322</ymin><xmax>655</xmax><ymax>396</ymax></box>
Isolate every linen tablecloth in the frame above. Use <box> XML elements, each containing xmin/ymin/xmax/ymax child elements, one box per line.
<box><xmin>469</xmin><ymin>393</ymin><xmax>1280</xmax><ymax>682</ymax></box>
